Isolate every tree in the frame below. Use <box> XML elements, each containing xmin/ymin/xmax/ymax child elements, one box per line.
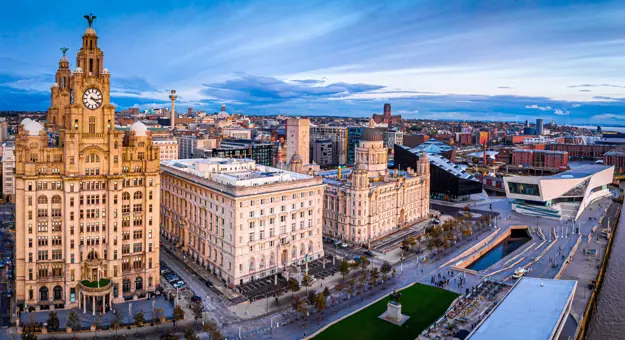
<box><xmin>314</xmin><ymin>292</ymin><xmax>327</xmax><ymax>313</ymax></box>
<box><xmin>190</xmin><ymin>301</ymin><xmax>204</xmax><ymax>328</ymax></box>
<box><xmin>184</xmin><ymin>326</ymin><xmax>200</xmax><ymax>340</ymax></box>
<box><xmin>301</xmin><ymin>274</ymin><xmax>313</xmax><ymax>294</ymax></box>
<box><xmin>401</xmin><ymin>236</ymin><xmax>416</xmax><ymax>251</ymax></box>
<box><xmin>173</xmin><ymin>305</ymin><xmax>185</xmax><ymax>327</ymax></box>
<box><xmin>380</xmin><ymin>262</ymin><xmax>392</xmax><ymax>282</ymax></box>
<box><xmin>334</xmin><ymin>282</ymin><xmax>345</xmax><ymax>299</ymax></box>
<box><xmin>66</xmin><ymin>310</ymin><xmax>80</xmax><ymax>339</ymax></box>
<box><xmin>21</xmin><ymin>331</ymin><xmax>38</xmax><ymax>340</ymax></box>
<box><xmin>133</xmin><ymin>310</ymin><xmax>145</xmax><ymax>337</ymax></box>
<box><xmin>112</xmin><ymin>310</ymin><xmax>123</xmax><ymax>339</ymax></box>
<box><xmin>338</xmin><ymin>260</ymin><xmax>351</xmax><ymax>281</ymax></box>
<box><xmin>359</xmin><ymin>257</ymin><xmax>370</xmax><ymax>274</ymax></box>
<box><xmin>46</xmin><ymin>311</ymin><xmax>60</xmax><ymax>331</ymax></box>
<box><xmin>391</xmin><ymin>268</ymin><xmax>397</xmax><ymax>279</ymax></box>
<box><xmin>307</xmin><ymin>290</ymin><xmax>317</xmax><ymax>305</ymax></box>
<box><xmin>346</xmin><ymin>279</ymin><xmax>356</xmax><ymax>298</ymax></box>
<box><xmin>153</xmin><ymin>307</ymin><xmax>164</xmax><ymax>331</ymax></box>
<box><xmin>322</xmin><ymin>287</ymin><xmax>330</xmax><ymax>297</ymax></box>
<box><xmin>296</xmin><ymin>297</ymin><xmax>308</xmax><ymax>320</ymax></box>
<box><xmin>161</xmin><ymin>331</ymin><xmax>178</xmax><ymax>340</ymax></box>
<box><xmin>291</xmin><ymin>295</ymin><xmax>302</xmax><ymax>310</ymax></box>
<box><xmin>288</xmin><ymin>278</ymin><xmax>300</xmax><ymax>299</ymax></box>
<box><xmin>369</xmin><ymin>267</ymin><xmax>380</xmax><ymax>286</ymax></box>
<box><xmin>203</xmin><ymin>322</ymin><xmax>224</xmax><ymax>340</ymax></box>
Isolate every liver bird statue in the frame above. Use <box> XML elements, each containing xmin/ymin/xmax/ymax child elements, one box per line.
<box><xmin>60</xmin><ymin>47</ymin><xmax>69</xmax><ymax>56</ymax></box>
<box><xmin>84</xmin><ymin>13</ymin><xmax>97</xmax><ymax>27</ymax></box>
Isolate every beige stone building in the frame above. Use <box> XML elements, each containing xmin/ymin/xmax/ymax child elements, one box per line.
<box><xmin>14</xmin><ymin>20</ymin><xmax>160</xmax><ymax>313</ymax></box>
<box><xmin>2</xmin><ymin>141</ymin><xmax>15</xmax><ymax>202</ymax></box>
<box><xmin>160</xmin><ymin>158</ymin><xmax>324</xmax><ymax>286</ymax></box>
<box><xmin>153</xmin><ymin>138</ymin><xmax>178</xmax><ymax>161</ymax></box>
<box><xmin>322</xmin><ymin>120</ymin><xmax>430</xmax><ymax>245</ymax></box>
<box><xmin>287</xmin><ymin>118</ymin><xmax>310</xmax><ymax>165</ymax></box>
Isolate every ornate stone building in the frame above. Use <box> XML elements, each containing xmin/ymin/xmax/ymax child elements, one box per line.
<box><xmin>160</xmin><ymin>158</ymin><xmax>324</xmax><ymax>286</ymax></box>
<box><xmin>322</xmin><ymin>120</ymin><xmax>430</xmax><ymax>245</ymax></box>
<box><xmin>14</xmin><ymin>18</ymin><xmax>160</xmax><ymax>313</ymax></box>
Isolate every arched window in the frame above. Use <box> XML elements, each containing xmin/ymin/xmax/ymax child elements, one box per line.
<box><xmin>53</xmin><ymin>286</ymin><xmax>62</xmax><ymax>300</ymax></box>
<box><xmin>51</xmin><ymin>195</ymin><xmax>62</xmax><ymax>204</ymax></box>
<box><xmin>308</xmin><ymin>241</ymin><xmax>313</xmax><ymax>253</ymax></box>
<box><xmin>133</xmin><ymin>192</ymin><xmax>142</xmax><ymax>200</ymax></box>
<box><xmin>123</xmin><ymin>279</ymin><xmax>130</xmax><ymax>292</ymax></box>
<box><xmin>300</xmin><ymin>244</ymin><xmax>305</xmax><ymax>256</ymax></box>
<box><xmin>259</xmin><ymin>256</ymin><xmax>265</xmax><ymax>269</ymax></box>
<box><xmin>249</xmin><ymin>258</ymin><xmax>255</xmax><ymax>272</ymax></box>
<box><xmin>291</xmin><ymin>246</ymin><xmax>296</xmax><ymax>259</ymax></box>
<box><xmin>38</xmin><ymin>195</ymin><xmax>48</xmax><ymax>205</ymax></box>
<box><xmin>87</xmin><ymin>251</ymin><xmax>98</xmax><ymax>261</ymax></box>
<box><xmin>123</xmin><ymin>192</ymin><xmax>130</xmax><ymax>201</ymax></box>
<box><xmin>39</xmin><ymin>286</ymin><xmax>49</xmax><ymax>301</ymax></box>
<box><xmin>135</xmin><ymin>277</ymin><xmax>143</xmax><ymax>291</ymax></box>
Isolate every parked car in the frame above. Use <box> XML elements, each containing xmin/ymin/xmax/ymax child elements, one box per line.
<box><xmin>191</xmin><ymin>295</ymin><xmax>202</xmax><ymax>303</ymax></box>
<box><xmin>173</xmin><ymin>281</ymin><xmax>186</xmax><ymax>289</ymax></box>
<box><xmin>334</xmin><ymin>240</ymin><xmax>343</xmax><ymax>246</ymax></box>
<box><xmin>364</xmin><ymin>250</ymin><xmax>374</xmax><ymax>257</ymax></box>
<box><xmin>205</xmin><ymin>280</ymin><xmax>214</xmax><ymax>288</ymax></box>
<box><xmin>341</xmin><ymin>242</ymin><xmax>349</xmax><ymax>248</ymax></box>
<box><xmin>160</xmin><ymin>268</ymin><xmax>172</xmax><ymax>275</ymax></box>
<box><xmin>167</xmin><ymin>276</ymin><xmax>180</xmax><ymax>283</ymax></box>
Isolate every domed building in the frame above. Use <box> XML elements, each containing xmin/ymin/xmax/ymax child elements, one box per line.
<box><xmin>14</xmin><ymin>16</ymin><xmax>161</xmax><ymax>314</ymax></box>
<box><xmin>322</xmin><ymin>119</ymin><xmax>430</xmax><ymax>245</ymax></box>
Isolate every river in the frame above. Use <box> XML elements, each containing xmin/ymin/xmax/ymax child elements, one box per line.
<box><xmin>586</xmin><ymin>201</ymin><xmax>625</xmax><ymax>340</ymax></box>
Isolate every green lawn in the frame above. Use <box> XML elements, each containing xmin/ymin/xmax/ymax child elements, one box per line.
<box><xmin>314</xmin><ymin>283</ymin><xmax>458</xmax><ymax>340</ymax></box>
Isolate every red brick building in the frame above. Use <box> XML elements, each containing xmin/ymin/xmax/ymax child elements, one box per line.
<box><xmin>547</xmin><ymin>144</ymin><xmax>615</xmax><ymax>160</ymax></box>
<box><xmin>604</xmin><ymin>148</ymin><xmax>625</xmax><ymax>173</ymax></box>
<box><xmin>455</xmin><ymin>132</ymin><xmax>473</xmax><ymax>146</ymax></box>
<box><xmin>403</xmin><ymin>134</ymin><xmax>430</xmax><ymax>148</ymax></box>
<box><xmin>511</xmin><ymin>149</ymin><xmax>568</xmax><ymax>168</ymax></box>
<box><xmin>372</xmin><ymin>103</ymin><xmax>402</xmax><ymax>125</ymax></box>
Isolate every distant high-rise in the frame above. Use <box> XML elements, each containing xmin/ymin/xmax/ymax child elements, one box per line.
<box><xmin>536</xmin><ymin>119</ymin><xmax>544</xmax><ymax>135</ymax></box>
<box><xmin>525</xmin><ymin>120</ymin><xmax>530</xmax><ymax>128</ymax></box>
<box><xmin>286</xmin><ymin>118</ymin><xmax>310</xmax><ymax>164</ymax></box>
<box><xmin>597</xmin><ymin>126</ymin><xmax>602</xmax><ymax>133</ymax></box>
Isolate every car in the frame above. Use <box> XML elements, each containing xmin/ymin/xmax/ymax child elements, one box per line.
<box><xmin>340</xmin><ymin>243</ymin><xmax>349</xmax><ymax>248</ymax></box>
<box><xmin>5</xmin><ymin>259</ymin><xmax>10</xmax><ymax>265</ymax></box>
<box><xmin>160</xmin><ymin>268</ymin><xmax>172</xmax><ymax>275</ymax></box>
<box><xmin>205</xmin><ymin>280</ymin><xmax>214</xmax><ymax>288</ymax></box>
<box><xmin>433</xmin><ymin>219</ymin><xmax>440</xmax><ymax>225</ymax></box>
<box><xmin>415</xmin><ymin>249</ymin><xmax>424</xmax><ymax>254</ymax></box>
<box><xmin>191</xmin><ymin>295</ymin><xmax>202</xmax><ymax>303</ymax></box>
<box><xmin>167</xmin><ymin>276</ymin><xmax>180</xmax><ymax>283</ymax></box>
<box><xmin>364</xmin><ymin>250</ymin><xmax>374</xmax><ymax>257</ymax></box>
<box><xmin>0</xmin><ymin>263</ymin><xmax>4</xmax><ymax>268</ymax></box>
<box><xmin>334</xmin><ymin>240</ymin><xmax>343</xmax><ymax>246</ymax></box>
<box><xmin>173</xmin><ymin>281</ymin><xmax>186</xmax><ymax>289</ymax></box>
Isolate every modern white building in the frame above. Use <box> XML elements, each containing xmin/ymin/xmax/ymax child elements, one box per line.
<box><xmin>503</xmin><ymin>165</ymin><xmax>614</xmax><ymax>220</ymax></box>
<box><xmin>160</xmin><ymin>158</ymin><xmax>325</xmax><ymax>286</ymax></box>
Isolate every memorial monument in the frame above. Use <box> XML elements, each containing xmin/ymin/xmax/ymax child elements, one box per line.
<box><xmin>379</xmin><ymin>290</ymin><xmax>410</xmax><ymax>326</ymax></box>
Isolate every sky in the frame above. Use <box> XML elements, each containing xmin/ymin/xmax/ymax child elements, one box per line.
<box><xmin>1</xmin><ymin>0</ymin><xmax>625</xmax><ymax>124</ymax></box>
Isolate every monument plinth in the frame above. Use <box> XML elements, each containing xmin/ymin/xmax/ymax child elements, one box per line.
<box><xmin>378</xmin><ymin>290</ymin><xmax>410</xmax><ymax>326</ymax></box>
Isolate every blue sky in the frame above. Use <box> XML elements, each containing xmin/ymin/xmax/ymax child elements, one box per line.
<box><xmin>1</xmin><ymin>0</ymin><xmax>625</xmax><ymax>124</ymax></box>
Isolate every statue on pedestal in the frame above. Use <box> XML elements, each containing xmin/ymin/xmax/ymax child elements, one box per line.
<box><xmin>389</xmin><ymin>289</ymin><xmax>402</xmax><ymax>304</ymax></box>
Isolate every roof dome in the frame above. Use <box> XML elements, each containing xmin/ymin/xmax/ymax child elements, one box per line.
<box><xmin>72</xmin><ymin>67</ymin><xmax>83</xmax><ymax>74</ymax></box>
<box><xmin>361</xmin><ymin>127</ymin><xmax>383</xmax><ymax>142</ymax></box>
<box><xmin>130</xmin><ymin>121</ymin><xmax>148</xmax><ymax>137</ymax></box>
<box><xmin>289</xmin><ymin>153</ymin><xmax>303</xmax><ymax>163</ymax></box>
<box><xmin>418</xmin><ymin>151</ymin><xmax>429</xmax><ymax>161</ymax></box>
<box><xmin>217</xmin><ymin>104</ymin><xmax>230</xmax><ymax>118</ymax></box>
<box><xmin>102</xmin><ymin>68</ymin><xmax>110</xmax><ymax>74</ymax></box>
<box><xmin>51</xmin><ymin>82</ymin><xmax>59</xmax><ymax>89</ymax></box>
<box><xmin>22</xmin><ymin>119</ymin><xmax>44</xmax><ymax>136</ymax></box>
<box><xmin>84</xmin><ymin>27</ymin><xmax>96</xmax><ymax>36</ymax></box>
<box><xmin>60</xmin><ymin>55</ymin><xmax>69</xmax><ymax>63</ymax></box>
<box><xmin>354</xmin><ymin>162</ymin><xmax>367</xmax><ymax>171</ymax></box>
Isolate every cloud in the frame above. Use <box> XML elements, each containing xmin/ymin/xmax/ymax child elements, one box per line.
<box><xmin>554</xmin><ymin>109</ymin><xmax>569</xmax><ymax>116</ymax></box>
<box><xmin>497</xmin><ymin>86</ymin><xmax>514</xmax><ymax>89</ymax></box>
<box><xmin>571</xmin><ymin>104</ymin><xmax>582</xmax><ymax>108</ymax></box>
<box><xmin>525</xmin><ymin>104</ymin><xmax>552</xmax><ymax>111</ymax></box>
<box><xmin>201</xmin><ymin>74</ymin><xmax>385</xmax><ymax>104</ymax></box>
<box><xmin>591</xmin><ymin>113</ymin><xmax>625</xmax><ymax>120</ymax></box>
<box><xmin>111</xmin><ymin>76</ymin><xmax>160</xmax><ymax>95</ymax></box>
<box><xmin>568</xmin><ymin>84</ymin><xmax>625</xmax><ymax>89</ymax></box>
<box><xmin>290</xmin><ymin>79</ymin><xmax>326</xmax><ymax>85</ymax></box>
<box><xmin>578</xmin><ymin>89</ymin><xmax>591</xmax><ymax>92</ymax></box>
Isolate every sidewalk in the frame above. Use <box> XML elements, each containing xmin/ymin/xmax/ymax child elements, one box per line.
<box><xmin>161</xmin><ymin>238</ymin><xmax>241</xmax><ymax>302</ymax></box>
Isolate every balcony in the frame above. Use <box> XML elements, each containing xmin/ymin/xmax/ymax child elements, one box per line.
<box><xmin>78</xmin><ymin>278</ymin><xmax>112</xmax><ymax>295</ymax></box>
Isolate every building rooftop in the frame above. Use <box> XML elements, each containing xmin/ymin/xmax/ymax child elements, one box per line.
<box><xmin>161</xmin><ymin>158</ymin><xmax>313</xmax><ymax>187</ymax></box>
<box><xmin>546</xmin><ymin>164</ymin><xmax>612</xmax><ymax>180</ymax></box>
<box><xmin>469</xmin><ymin>277</ymin><xmax>576</xmax><ymax>340</ymax></box>
<box><xmin>429</xmin><ymin>154</ymin><xmax>479</xmax><ymax>181</ymax></box>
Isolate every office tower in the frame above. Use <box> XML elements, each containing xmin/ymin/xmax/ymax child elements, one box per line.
<box><xmin>286</xmin><ymin>118</ymin><xmax>310</xmax><ymax>164</ymax></box>
<box><xmin>536</xmin><ymin>119</ymin><xmax>544</xmax><ymax>135</ymax></box>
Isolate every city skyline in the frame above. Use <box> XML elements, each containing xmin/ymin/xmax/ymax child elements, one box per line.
<box><xmin>2</xmin><ymin>1</ymin><xmax>625</xmax><ymax>123</ymax></box>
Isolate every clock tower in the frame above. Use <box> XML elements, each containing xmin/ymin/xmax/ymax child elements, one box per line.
<box><xmin>14</xmin><ymin>15</ymin><xmax>161</xmax><ymax>311</ymax></box>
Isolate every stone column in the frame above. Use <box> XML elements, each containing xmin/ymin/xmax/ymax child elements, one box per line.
<box><xmin>110</xmin><ymin>292</ymin><xmax>113</xmax><ymax>311</ymax></box>
<box><xmin>83</xmin><ymin>293</ymin><xmax>86</xmax><ymax>314</ymax></box>
<box><xmin>103</xmin><ymin>295</ymin><xmax>106</xmax><ymax>314</ymax></box>
<box><xmin>92</xmin><ymin>296</ymin><xmax>95</xmax><ymax>316</ymax></box>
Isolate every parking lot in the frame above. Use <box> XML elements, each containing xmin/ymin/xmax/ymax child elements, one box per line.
<box><xmin>237</xmin><ymin>255</ymin><xmax>340</xmax><ymax>302</ymax></box>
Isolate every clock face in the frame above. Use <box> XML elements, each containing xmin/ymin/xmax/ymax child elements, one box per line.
<box><xmin>82</xmin><ymin>88</ymin><xmax>103</xmax><ymax>110</ymax></box>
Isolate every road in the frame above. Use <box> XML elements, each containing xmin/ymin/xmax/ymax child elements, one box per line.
<box><xmin>159</xmin><ymin>250</ymin><xmax>238</xmax><ymax>326</ymax></box>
